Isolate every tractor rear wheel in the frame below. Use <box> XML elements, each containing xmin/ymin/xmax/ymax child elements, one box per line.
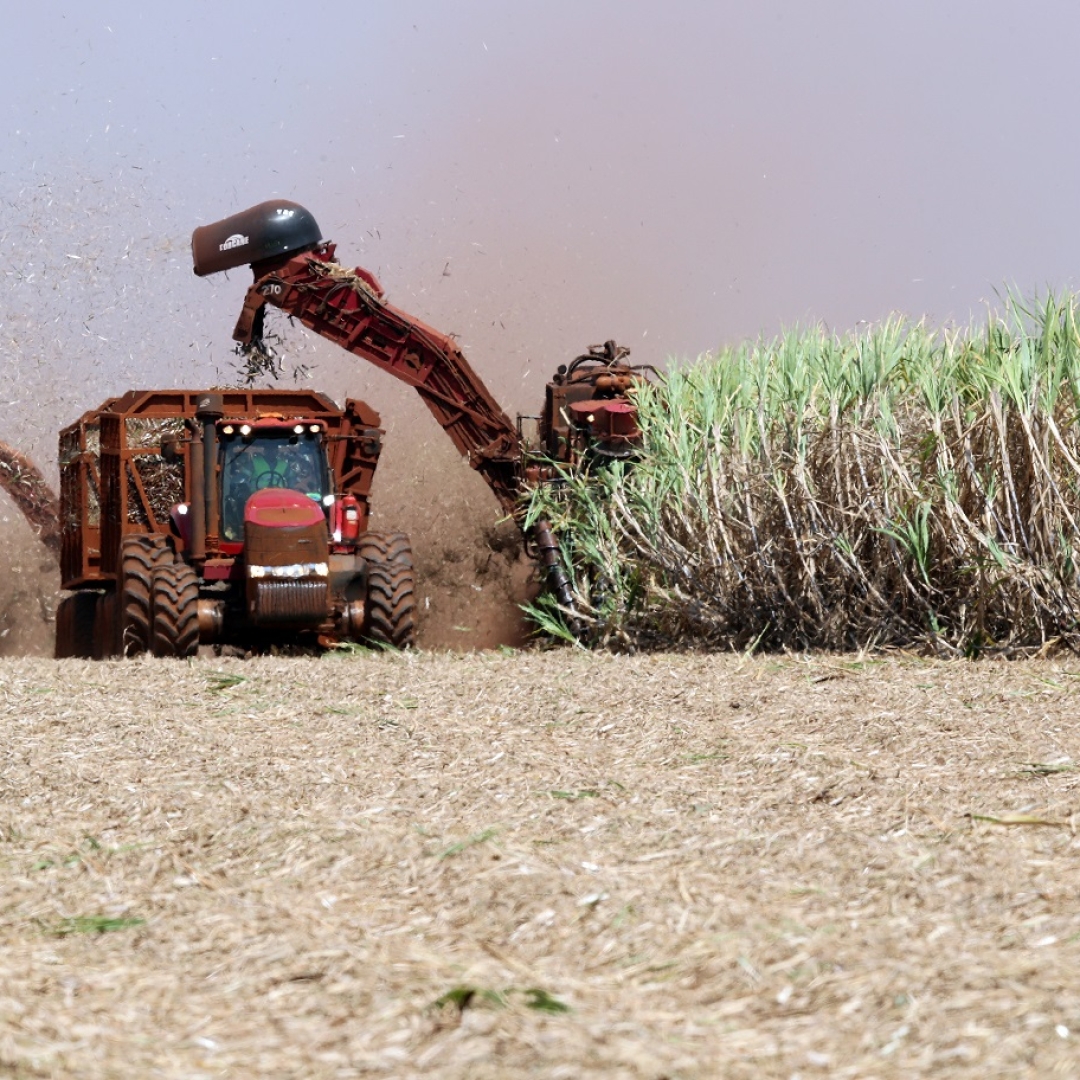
<box><xmin>151</xmin><ymin>562</ymin><xmax>200</xmax><ymax>659</ymax></box>
<box><xmin>54</xmin><ymin>591</ymin><xmax>98</xmax><ymax>659</ymax></box>
<box><xmin>121</xmin><ymin>534</ymin><xmax>171</xmax><ymax>656</ymax></box>
<box><xmin>359</xmin><ymin>531</ymin><xmax>417</xmax><ymax>649</ymax></box>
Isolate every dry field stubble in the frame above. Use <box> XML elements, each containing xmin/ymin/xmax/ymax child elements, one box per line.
<box><xmin>2</xmin><ymin>651</ymin><xmax>1080</xmax><ymax>1078</ymax></box>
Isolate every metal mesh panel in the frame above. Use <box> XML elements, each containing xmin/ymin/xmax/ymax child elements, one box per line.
<box><xmin>133</xmin><ymin>455</ymin><xmax>184</xmax><ymax>525</ymax></box>
<box><xmin>126</xmin><ymin>461</ymin><xmax>149</xmax><ymax>526</ymax></box>
<box><xmin>85</xmin><ymin>471</ymin><xmax>100</xmax><ymax>528</ymax></box>
<box><xmin>126</xmin><ymin>416</ymin><xmax>184</xmax><ymax>448</ymax></box>
<box><xmin>60</xmin><ymin>417</ymin><xmax>104</xmax><ymax>585</ymax></box>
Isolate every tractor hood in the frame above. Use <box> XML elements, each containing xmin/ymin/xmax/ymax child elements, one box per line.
<box><xmin>192</xmin><ymin>200</ymin><xmax>322</xmax><ymax>277</ymax></box>
<box><xmin>244</xmin><ymin>487</ymin><xmax>326</xmax><ymax>530</ymax></box>
<box><xmin>242</xmin><ymin>487</ymin><xmax>330</xmax><ymax>630</ymax></box>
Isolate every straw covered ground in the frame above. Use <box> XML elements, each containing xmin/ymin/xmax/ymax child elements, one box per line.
<box><xmin>3</xmin><ymin>650</ymin><xmax>1080</xmax><ymax>1078</ymax></box>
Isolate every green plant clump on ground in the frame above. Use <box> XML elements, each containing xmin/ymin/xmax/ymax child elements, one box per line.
<box><xmin>527</xmin><ymin>292</ymin><xmax>1080</xmax><ymax>655</ymax></box>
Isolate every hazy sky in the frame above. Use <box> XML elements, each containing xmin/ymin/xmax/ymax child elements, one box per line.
<box><xmin>4</xmin><ymin>1</ymin><xmax>1080</xmax><ymax>459</ymax></box>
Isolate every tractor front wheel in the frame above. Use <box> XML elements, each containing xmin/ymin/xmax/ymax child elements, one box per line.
<box><xmin>359</xmin><ymin>531</ymin><xmax>417</xmax><ymax>649</ymax></box>
<box><xmin>121</xmin><ymin>534</ymin><xmax>172</xmax><ymax>656</ymax></box>
<box><xmin>151</xmin><ymin>562</ymin><xmax>200</xmax><ymax>659</ymax></box>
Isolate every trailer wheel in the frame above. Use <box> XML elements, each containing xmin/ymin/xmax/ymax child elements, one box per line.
<box><xmin>359</xmin><ymin>531</ymin><xmax>417</xmax><ymax>648</ymax></box>
<box><xmin>121</xmin><ymin>534</ymin><xmax>171</xmax><ymax>656</ymax></box>
<box><xmin>55</xmin><ymin>592</ymin><xmax>98</xmax><ymax>659</ymax></box>
<box><xmin>54</xmin><ymin>595</ymin><xmax>73</xmax><ymax>658</ymax></box>
<box><xmin>151</xmin><ymin>562</ymin><xmax>200</xmax><ymax>659</ymax></box>
<box><xmin>93</xmin><ymin>591</ymin><xmax>120</xmax><ymax>659</ymax></box>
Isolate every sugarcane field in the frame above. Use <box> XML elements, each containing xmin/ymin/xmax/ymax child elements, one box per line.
<box><xmin>7</xmin><ymin>6</ymin><xmax>1080</xmax><ymax>1079</ymax></box>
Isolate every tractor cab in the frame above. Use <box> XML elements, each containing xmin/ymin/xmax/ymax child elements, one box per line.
<box><xmin>218</xmin><ymin>419</ymin><xmax>331</xmax><ymax>542</ymax></box>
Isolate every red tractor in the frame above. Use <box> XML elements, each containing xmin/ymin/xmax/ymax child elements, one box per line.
<box><xmin>55</xmin><ymin>388</ymin><xmax>415</xmax><ymax>658</ymax></box>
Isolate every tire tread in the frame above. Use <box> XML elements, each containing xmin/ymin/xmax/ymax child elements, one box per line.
<box><xmin>121</xmin><ymin>534</ymin><xmax>171</xmax><ymax>656</ymax></box>
<box><xmin>359</xmin><ymin>531</ymin><xmax>417</xmax><ymax>648</ymax></box>
<box><xmin>151</xmin><ymin>562</ymin><xmax>200</xmax><ymax>658</ymax></box>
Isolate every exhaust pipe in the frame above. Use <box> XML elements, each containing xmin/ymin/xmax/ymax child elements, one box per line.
<box><xmin>187</xmin><ymin>428</ymin><xmax>206</xmax><ymax>562</ymax></box>
<box><xmin>195</xmin><ymin>393</ymin><xmax>224</xmax><ymax>552</ymax></box>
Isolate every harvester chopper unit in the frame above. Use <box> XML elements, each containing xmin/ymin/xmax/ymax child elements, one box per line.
<box><xmin>49</xmin><ymin>200</ymin><xmax>651</xmax><ymax>659</ymax></box>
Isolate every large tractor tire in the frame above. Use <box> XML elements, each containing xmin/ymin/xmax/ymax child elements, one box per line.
<box><xmin>359</xmin><ymin>531</ymin><xmax>417</xmax><ymax>649</ymax></box>
<box><xmin>54</xmin><ymin>592</ymin><xmax>98</xmax><ymax>659</ymax></box>
<box><xmin>120</xmin><ymin>534</ymin><xmax>172</xmax><ymax>656</ymax></box>
<box><xmin>93</xmin><ymin>591</ymin><xmax>120</xmax><ymax>659</ymax></box>
<box><xmin>151</xmin><ymin>562</ymin><xmax>200</xmax><ymax>659</ymax></box>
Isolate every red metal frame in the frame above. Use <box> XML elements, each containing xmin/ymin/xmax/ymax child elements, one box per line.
<box><xmin>234</xmin><ymin>248</ymin><xmax>524</xmax><ymax>519</ymax></box>
<box><xmin>59</xmin><ymin>389</ymin><xmax>383</xmax><ymax>590</ymax></box>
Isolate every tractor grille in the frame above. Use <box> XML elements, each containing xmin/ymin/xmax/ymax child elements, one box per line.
<box><xmin>251</xmin><ymin>579</ymin><xmax>328</xmax><ymax>625</ymax></box>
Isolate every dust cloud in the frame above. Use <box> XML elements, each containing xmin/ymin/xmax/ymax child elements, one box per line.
<box><xmin>4</xmin><ymin>2</ymin><xmax>1080</xmax><ymax>650</ymax></box>
<box><xmin>300</xmin><ymin>342</ymin><xmax>538</xmax><ymax>650</ymax></box>
<box><xmin>0</xmin><ymin>493</ymin><xmax>58</xmax><ymax>656</ymax></box>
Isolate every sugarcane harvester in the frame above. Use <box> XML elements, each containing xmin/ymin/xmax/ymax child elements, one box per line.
<box><xmin>190</xmin><ymin>200</ymin><xmax>653</xmax><ymax>621</ymax></box>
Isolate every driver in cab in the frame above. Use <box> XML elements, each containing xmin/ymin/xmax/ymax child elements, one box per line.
<box><xmin>252</xmin><ymin>440</ymin><xmax>290</xmax><ymax>490</ymax></box>
<box><xmin>223</xmin><ymin>439</ymin><xmax>320</xmax><ymax>541</ymax></box>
